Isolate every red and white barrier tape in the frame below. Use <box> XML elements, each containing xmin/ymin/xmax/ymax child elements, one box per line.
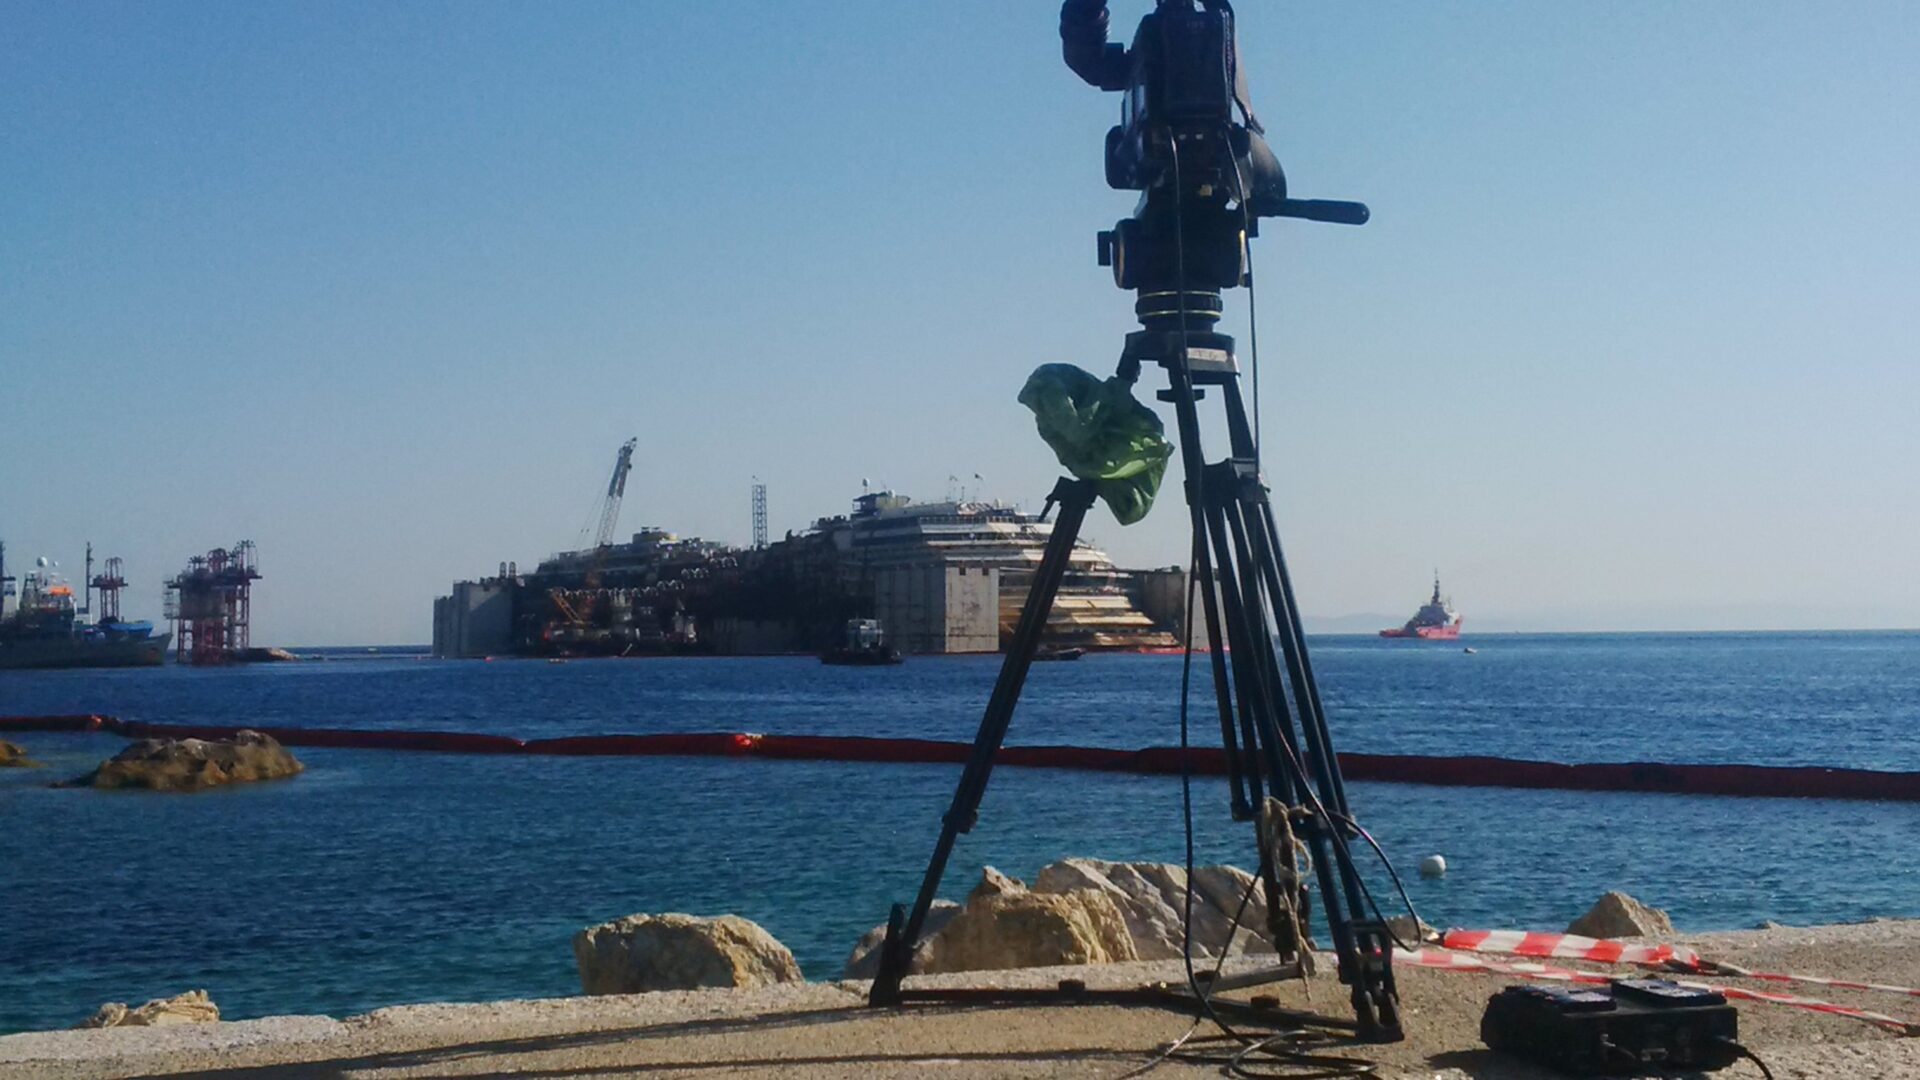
<box><xmin>1441</xmin><ymin>929</ymin><xmax>1700</xmax><ymax>968</ymax></box>
<box><xmin>1700</xmin><ymin>960</ymin><xmax>1920</xmax><ymax>1001</ymax></box>
<box><xmin>1440</xmin><ymin>928</ymin><xmax>1920</xmax><ymax>1004</ymax></box>
<box><xmin>1397</xmin><ymin>947</ymin><xmax>1920</xmax><ymax>1035</ymax></box>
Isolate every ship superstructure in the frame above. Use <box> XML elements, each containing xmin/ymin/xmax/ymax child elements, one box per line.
<box><xmin>818</xmin><ymin>491</ymin><xmax>1179</xmax><ymax>651</ymax></box>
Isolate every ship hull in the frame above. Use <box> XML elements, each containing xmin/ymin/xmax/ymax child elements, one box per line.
<box><xmin>0</xmin><ymin>633</ymin><xmax>172</xmax><ymax>670</ymax></box>
<box><xmin>1378</xmin><ymin>624</ymin><xmax>1461</xmax><ymax>640</ymax></box>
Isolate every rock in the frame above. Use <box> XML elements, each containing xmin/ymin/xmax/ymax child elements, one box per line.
<box><xmin>62</xmin><ymin>730</ymin><xmax>302</xmax><ymax>792</ymax></box>
<box><xmin>1385</xmin><ymin>914</ymin><xmax>1440</xmax><ymax>945</ymax></box>
<box><xmin>77</xmin><ymin>1003</ymin><xmax>128</xmax><ymax>1029</ymax></box>
<box><xmin>929</xmin><ymin>889</ymin><xmax>1138</xmax><ymax>974</ymax></box>
<box><xmin>842</xmin><ymin>900</ymin><xmax>962</xmax><ymax>980</ymax></box>
<box><xmin>970</xmin><ymin>865</ymin><xmax>1025</xmax><ymax>900</ymax></box>
<box><xmin>0</xmin><ymin>739</ymin><xmax>39</xmax><ymax>768</ymax></box>
<box><xmin>1568</xmin><ymin>891</ymin><xmax>1675</xmax><ymax>939</ymax></box>
<box><xmin>1032</xmin><ymin>858</ymin><xmax>1281</xmax><ymax>961</ymax></box>
<box><xmin>844</xmin><ymin>859</ymin><xmax>1311</xmax><ymax>981</ymax></box>
<box><xmin>76</xmin><ymin>990</ymin><xmax>219</xmax><ymax>1028</ymax></box>
<box><xmin>238</xmin><ymin>647</ymin><xmax>300</xmax><ymax>663</ymax></box>
<box><xmin>573</xmin><ymin>913</ymin><xmax>802</xmax><ymax>995</ymax></box>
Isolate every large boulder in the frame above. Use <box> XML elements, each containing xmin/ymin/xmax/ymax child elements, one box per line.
<box><xmin>841</xmin><ymin>860</ymin><xmax>1299</xmax><ymax>980</ymax></box>
<box><xmin>573</xmin><ymin>913</ymin><xmax>802</xmax><ymax>995</ymax></box>
<box><xmin>76</xmin><ymin>990</ymin><xmax>220</xmax><ymax>1028</ymax></box>
<box><xmin>1033</xmin><ymin>858</ymin><xmax>1284</xmax><ymax>960</ymax></box>
<box><xmin>63</xmin><ymin>731</ymin><xmax>302</xmax><ymax>792</ymax></box>
<box><xmin>930</xmin><ymin>889</ymin><xmax>1138</xmax><ymax>974</ymax></box>
<box><xmin>842</xmin><ymin>899</ymin><xmax>963</xmax><ymax>980</ymax></box>
<box><xmin>0</xmin><ymin>739</ymin><xmax>39</xmax><ymax>768</ymax></box>
<box><xmin>1568</xmin><ymin>892</ymin><xmax>1675</xmax><ymax>939</ymax></box>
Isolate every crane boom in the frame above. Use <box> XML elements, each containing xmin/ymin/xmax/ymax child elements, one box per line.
<box><xmin>594</xmin><ymin>438</ymin><xmax>638</xmax><ymax>549</ymax></box>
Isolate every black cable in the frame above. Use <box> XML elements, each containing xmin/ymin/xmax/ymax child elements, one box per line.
<box><xmin>1166</xmin><ymin>122</ymin><xmax>1239</xmax><ymax>1031</ymax></box>
<box><xmin>1109</xmin><ymin>867</ymin><xmax>1265</xmax><ymax>1079</ymax></box>
<box><xmin>1217</xmin><ymin>124</ymin><xmax>1426</xmax><ymax>954</ymax></box>
<box><xmin>1106</xmin><ymin>542</ymin><xmax>1245</xmax><ymax>1080</ymax></box>
<box><xmin>1722</xmin><ymin>1039</ymin><xmax>1778</xmax><ymax>1080</ymax></box>
<box><xmin>1226</xmin><ymin>1032</ymin><xmax>1378</xmax><ymax>1079</ymax></box>
<box><xmin>1228</xmin><ymin>133</ymin><xmax>1263</xmax><ymax>460</ymax></box>
<box><xmin>1163</xmin><ymin>127</ymin><xmax>1386</xmax><ymax>1080</ymax></box>
<box><xmin>1259</xmin><ymin>724</ymin><xmax>1420</xmax><ymax>952</ymax></box>
<box><xmin>1331</xmin><ymin>811</ymin><xmax>1428</xmax><ymax>951</ymax></box>
<box><xmin>1142</xmin><ymin>1031</ymin><xmax>1376</xmax><ymax>1079</ymax></box>
<box><xmin>1176</xmin><ymin>542</ymin><xmax>1211</xmax><ymax>1008</ymax></box>
<box><xmin>1247</xmin><ymin>224</ymin><xmax>1261</xmax><ymax>459</ymax></box>
<box><xmin>1174</xmin><ymin>539</ymin><xmax>1248</xmax><ymax>1043</ymax></box>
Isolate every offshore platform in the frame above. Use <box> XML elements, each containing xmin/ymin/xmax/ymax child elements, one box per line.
<box><xmin>164</xmin><ymin>542</ymin><xmax>264</xmax><ymax>665</ymax></box>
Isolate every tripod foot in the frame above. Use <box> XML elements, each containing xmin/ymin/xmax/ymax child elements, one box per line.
<box><xmin>868</xmin><ymin>903</ymin><xmax>909</xmax><ymax>1007</ymax></box>
<box><xmin>1353</xmin><ymin>983</ymin><xmax>1405</xmax><ymax>1043</ymax></box>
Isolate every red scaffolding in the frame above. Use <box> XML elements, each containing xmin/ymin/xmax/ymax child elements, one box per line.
<box><xmin>89</xmin><ymin>554</ymin><xmax>126</xmax><ymax>623</ymax></box>
<box><xmin>164</xmin><ymin>541</ymin><xmax>261</xmax><ymax>665</ymax></box>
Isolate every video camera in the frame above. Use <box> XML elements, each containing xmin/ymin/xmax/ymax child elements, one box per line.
<box><xmin>1060</xmin><ymin>0</ymin><xmax>1367</xmax><ymax>302</ymax></box>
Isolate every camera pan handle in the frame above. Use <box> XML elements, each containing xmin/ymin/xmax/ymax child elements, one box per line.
<box><xmin>1274</xmin><ymin>198</ymin><xmax>1371</xmax><ymax>226</ymax></box>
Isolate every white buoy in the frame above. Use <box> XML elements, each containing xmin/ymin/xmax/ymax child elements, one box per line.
<box><xmin>1419</xmin><ymin>854</ymin><xmax>1448</xmax><ymax>879</ymax></box>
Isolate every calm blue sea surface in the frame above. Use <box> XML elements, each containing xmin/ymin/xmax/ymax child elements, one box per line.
<box><xmin>2</xmin><ymin>632</ymin><xmax>1917</xmax><ymax>1034</ymax></box>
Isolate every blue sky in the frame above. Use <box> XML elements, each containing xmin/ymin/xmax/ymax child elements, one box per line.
<box><xmin>3</xmin><ymin>1</ymin><xmax>1916</xmax><ymax>644</ymax></box>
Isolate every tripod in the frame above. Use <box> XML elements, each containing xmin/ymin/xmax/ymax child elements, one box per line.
<box><xmin>867</xmin><ymin>289</ymin><xmax>1404</xmax><ymax>1043</ymax></box>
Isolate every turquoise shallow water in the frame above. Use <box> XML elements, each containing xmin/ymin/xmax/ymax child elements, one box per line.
<box><xmin>2</xmin><ymin>632</ymin><xmax>1917</xmax><ymax>1034</ymax></box>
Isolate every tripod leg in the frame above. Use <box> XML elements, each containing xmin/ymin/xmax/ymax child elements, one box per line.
<box><xmin>1202</xmin><ymin>469</ymin><xmax>1332</xmax><ymax>959</ymax></box>
<box><xmin>1160</xmin><ymin>356</ymin><xmax>1250</xmax><ymax>824</ymax></box>
<box><xmin>1198</xmin><ymin>470</ymin><xmax>1272</xmax><ymax>815</ymax></box>
<box><xmin>1242</xmin><ymin>496</ymin><xmax>1402</xmax><ymax>1039</ymax></box>
<box><xmin>869</xmin><ymin>477</ymin><xmax>1097</xmax><ymax>1006</ymax></box>
<box><xmin>1207</xmin><ymin>379</ymin><xmax>1402</xmax><ymax>1040</ymax></box>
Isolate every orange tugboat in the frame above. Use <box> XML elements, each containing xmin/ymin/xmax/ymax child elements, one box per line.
<box><xmin>1379</xmin><ymin>573</ymin><xmax>1462</xmax><ymax>640</ymax></box>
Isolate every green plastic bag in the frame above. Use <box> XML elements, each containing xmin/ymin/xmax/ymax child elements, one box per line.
<box><xmin>1018</xmin><ymin>363</ymin><xmax>1173</xmax><ymax>526</ymax></box>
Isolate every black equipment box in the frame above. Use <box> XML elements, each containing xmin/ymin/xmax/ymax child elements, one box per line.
<box><xmin>1481</xmin><ymin>980</ymin><xmax>1740</xmax><ymax>1075</ymax></box>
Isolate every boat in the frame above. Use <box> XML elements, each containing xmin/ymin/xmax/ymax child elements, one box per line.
<box><xmin>820</xmin><ymin>618</ymin><xmax>903</xmax><ymax>666</ymax></box>
<box><xmin>0</xmin><ymin>544</ymin><xmax>170</xmax><ymax>670</ymax></box>
<box><xmin>1033</xmin><ymin>646</ymin><xmax>1086</xmax><ymax>662</ymax></box>
<box><xmin>1379</xmin><ymin>573</ymin><xmax>1463</xmax><ymax>640</ymax></box>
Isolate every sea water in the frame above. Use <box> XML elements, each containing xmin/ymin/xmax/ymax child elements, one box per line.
<box><xmin>2</xmin><ymin>632</ymin><xmax>1916</xmax><ymax>1034</ymax></box>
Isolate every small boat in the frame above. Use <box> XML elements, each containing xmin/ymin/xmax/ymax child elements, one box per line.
<box><xmin>1462</xmin><ymin>647</ymin><xmax>1477</xmax><ymax>655</ymax></box>
<box><xmin>1033</xmin><ymin>646</ymin><xmax>1085</xmax><ymax>662</ymax></box>
<box><xmin>821</xmin><ymin>618</ymin><xmax>902</xmax><ymax>666</ymax></box>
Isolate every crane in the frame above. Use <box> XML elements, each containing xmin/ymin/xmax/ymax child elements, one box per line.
<box><xmin>591</xmin><ymin>438</ymin><xmax>638</xmax><ymax>552</ymax></box>
<box><xmin>549</xmin><ymin>438</ymin><xmax>637</xmax><ymax>652</ymax></box>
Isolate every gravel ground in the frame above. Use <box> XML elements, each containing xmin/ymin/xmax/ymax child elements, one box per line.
<box><xmin>3</xmin><ymin>920</ymin><xmax>1917</xmax><ymax>1079</ymax></box>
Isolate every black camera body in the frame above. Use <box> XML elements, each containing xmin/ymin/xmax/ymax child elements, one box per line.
<box><xmin>1061</xmin><ymin>0</ymin><xmax>1366</xmax><ymax>304</ymax></box>
<box><xmin>1103</xmin><ymin>3</ymin><xmax>1237</xmax><ymax>193</ymax></box>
